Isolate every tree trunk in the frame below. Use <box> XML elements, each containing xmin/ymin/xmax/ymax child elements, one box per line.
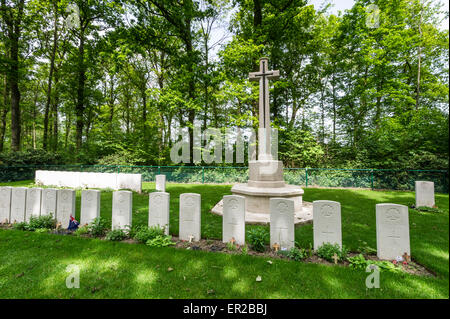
<box><xmin>0</xmin><ymin>75</ymin><xmax>9</xmax><ymax>152</ymax></box>
<box><xmin>43</xmin><ymin>4</ymin><xmax>58</xmax><ymax>150</ymax></box>
<box><xmin>75</xmin><ymin>32</ymin><xmax>86</xmax><ymax>151</ymax></box>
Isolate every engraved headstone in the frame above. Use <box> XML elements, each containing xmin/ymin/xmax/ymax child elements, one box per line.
<box><xmin>25</xmin><ymin>188</ymin><xmax>42</xmax><ymax>222</ymax></box>
<box><xmin>155</xmin><ymin>175</ymin><xmax>166</xmax><ymax>192</ymax></box>
<box><xmin>40</xmin><ymin>188</ymin><xmax>57</xmax><ymax>217</ymax></box>
<box><xmin>10</xmin><ymin>187</ymin><xmax>27</xmax><ymax>223</ymax></box>
<box><xmin>149</xmin><ymin>192</ymin><xmax>170</xmax><ymax>235</ymax></box>
<box><xmin>222</xmin><ymin>195</ymin><xmax>246</xmax><ymax>245</ymax></box>
<box><xmin>313</xmin><ymin>200</ymin><xmax>342</xmax><ymax>250</ymax></box>
<box><xmin>112</xmin><ymin>191</ymin><xmax>132</xmax><ymax>230</ymax></box>
<box><xmin>80</xmin><ymin>190</ymin><xmax>101</xmax><ymax>225</ymax></box>
<box><xmin>270</xmin><ymin>198</ymin><xmax>295</xmax><ymax>250</ymax></box>
<box><xmin>179</xmin><ymin>193</ymin><xmax>201</xmax><ymax>241</ymax></box>
<box><xmin>415</xmin><ymin>181</ymin><xmax>435</xmax><ymax>208</ymax></box>
<box><xmin>0</xmin><ymin>186</ymin><xmax>12</xmax><ymax>223</ymax></box>
<box><xmin>376</xmin><ymin>203</ymin><xmax>410</xmax><ymax>260</ymax></box>
<box><xmin>57</xmin><ymin>189</ymin><xmax>76</xmax><ymax>229</ymax></box>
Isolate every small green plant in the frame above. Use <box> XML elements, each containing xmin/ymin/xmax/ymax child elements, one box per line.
<box><xmin>146</xmin><ymin>235</ymin><xmax>175</xmax><ymax>247</ymax></box>
<box><xmin>106</xmin><ymin>229</ymin><xmax>127</xmax><ymax>241</ymax></box>
<box><xmin>241</xmin><ymin>244</ymin><xmax>248</xmax><ymax>255</ymax></box>
<box><xmin>88</xmin><ymin>217</ymin><xmax>109</xmax><ymax>237</ymax></box>
<box><xmin>226</xmin><ymin>241</ymin><xmax>237</xmax><ymax>251</ymax></box>
<box><xmin>357</xmin><ymin>244</ymin><xmax>377</xmax><ymax>255</ymax></box>
<box><xmin>247</xmin><ymin>227</ymin><xmax>268</xmax><ymax>252</ymax></box>
<box><xmin>316</xmin><ymin>243</ymin><xmax>348</xmax><ymax>263</ymax></box>
<box><xmin>34</xmin><ymin>228</ymin><xmax>50</xmax><ymax>234</ymax></box>
<box><xmin>415</xmin><ymin>206</ymin><xmax>442</xmax><ymax>213</ymax></box>
<box><xmin>27</xmin><ymin>215</ymin><xmax>55</xmax><ymax>231</ymax></box>
<box><xmin>13</xmin><ymin>222</ymin><xmax>28</xmax><ymax>231</ymax></box>
<box><xmin>348</xmin><ymin>254</ymin><xmax>369</xmax><ymax>269</ymax></box>
<box><xmin>74</xmin><ymin>225</ymin><xmax>90</xmax><ymax>237</ymax></box>
<box><xmin>348</xmin><ymin>254</ymin><xmax>402</xmax><ymax>273</ymax></box>
<box><xmin>285</xmin><ymin>247</ymin><xmax>308</xmax><ymax>261</ymax></box>
<box><xmin>133</xmin><ymin>225</ymin><xmax>165</xmax><ymax>243</ymax></box>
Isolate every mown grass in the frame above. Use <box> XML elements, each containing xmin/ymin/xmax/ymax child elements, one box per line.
<box><xmin>0</xmin><ymin>180</ymin><xmax>448</xmax><ymax>298</ymax></box>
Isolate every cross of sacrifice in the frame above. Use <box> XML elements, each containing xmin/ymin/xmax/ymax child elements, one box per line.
<box><xmin>249</xmin><ymin>57</ymin><xmax>280</xmax><ymax>160</ymax></box>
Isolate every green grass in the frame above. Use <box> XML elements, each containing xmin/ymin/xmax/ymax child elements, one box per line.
<box><xmin>0</xmin><ymin>180</ymin><xmax>448</xmax><ymax>298</ymax></box>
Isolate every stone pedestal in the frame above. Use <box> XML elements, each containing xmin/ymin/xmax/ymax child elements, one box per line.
<box><xmin>212</xmin><ymin>159</ymin><xmax>307</xmax><ymax>224</ymax></box>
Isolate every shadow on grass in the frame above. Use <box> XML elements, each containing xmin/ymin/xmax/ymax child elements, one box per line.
<box><xmin>0</xmin><ymin>229</ymin><xmax>448</xmax><ymax>299</ymax></box>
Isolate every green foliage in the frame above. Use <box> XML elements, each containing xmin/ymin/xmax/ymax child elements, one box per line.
<box><xmin>347</xmin><ymin>254</ymin><xmax>402</xmax><ymax>273</ymax></box>
<box><xmin>226</xmin><ymin>241</ymin><xmax>237</xmax><ymax>251</ymax></box>
<box><xmin>12</xmin><ymin>222</ymin><xmax>28</xmax><ymax>231</ymax></box>
<box><xmin>73</xmin><ymin>225</ymin><xmax>90</xmax><ymax>237</ymax></box>
<box><xmin>34</xmin><ymin>228</ymin><xmax>50</xmax><ymax>234</ymax></box>
<box><xmin>88</xmin><ymin>217</ymin><xmax>109</xmax><ymax>237</ymax></box>
<box><xmin>278</xmin><ymin>247</ymin><xmax>308</xmax><ymax>261</ymax></box>
<box><xmin>316</xmin><ymin>243</ymin><xmax>348</xmax><ymax>263</ymax></box>
<box><xmin>133</xmin><ymin>225</ymin><xmax>165</xmax><ymax>244</ymax></box>
<box><xmin>247</xmin><ymin>227</ymin><xmax>268</xmax><ymax>252</ymax></box>
<box><xmin>0</xmin><ymin>150</ymin><xmax>63</xmax><ymax>166</ymax></box>
<box><xmin>415</xmin><ymin>206</ymin><xmax>443</xmax><ymax>214</ymax></box>
<box><xmin>27</xmin><ymin>215</ymin><xmax>55</xmax><ymax>231</ymax></box>
<box><xmin>241</xmin><ymin>244</ymin><xmax>248</xmax><ymax>255</ymax></box>
<box><xmin>105</xmin><ymin>229</ymin><xmax>127</xmax><ymax>241</ymax></box>
<box><xmin>146</xmin><ymin>235</ymin><xmax>175</xmax><ymax>247</ymax></box>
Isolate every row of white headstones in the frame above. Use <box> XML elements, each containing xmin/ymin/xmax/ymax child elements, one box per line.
<box><xmin>0</xmin><ymin>185</ymin><xmax>424</xmax><ymax>261</ymax></box>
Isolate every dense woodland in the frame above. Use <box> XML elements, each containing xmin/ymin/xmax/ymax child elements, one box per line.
<box><xmin>0</xmin><ymin>0</ymin><xmax>448</xmax><ymax>169</ymax></box>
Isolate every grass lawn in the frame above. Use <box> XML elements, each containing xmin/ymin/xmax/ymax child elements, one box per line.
<box><xmin>0</xmin><ymin>180</ymin><xmax>448</xmax><ymax>298</ymax></box>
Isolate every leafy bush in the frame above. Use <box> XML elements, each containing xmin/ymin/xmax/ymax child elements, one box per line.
<box><xmin>281</xmin><ymin>247</ymin><xmax>308</xmax><ymax>261</ymax></box>
<box><xmin>133</xmin><ymin>225</ymin><xmax>165</xmax><ymax>243</ymax></box>
<box><xmin>348</xmin><ymin>254</ymin><xmax>402</xmax><ymax>273</ymax></box>
<box><xmin>27</xmin><ymin>215</ymin><xmax>55</xmax><ymax>231</ymax></box>
<box><xmin>0</xmin><ymin>149</ymin><xmax>64</xmax><ymax>166</ymax></box>
<box><xmin>247</xmin><ymin>227</ymin><xmax>268</xmax><ymax>252</ymax></box>
<box><xmin>347</xmin><ymin>254</ymin><xmax>369</xmax><ymax>269</ymax></box>
<box><xmin>106</xmin><ymin>229</ymin><xmax>127</xmax><ymax>241</ymax></box>
<box><xmin>316</xmin><ymin>243</ymin><xmax>348</xmax><ymax>263</ymax></box>
<box><xmin>88</xmin><ymin>217</ymin><xmax>109</xmax><ymax>237</ymax></box>
<box><xmin>74</xmin><ymin>225</ymin><xmax>90</xmax><ymax>237</ymax></box>
<box><xmin>13</xmin><ymin>222</ymin><xmax>28</xmax><ymax>231</ymax></box>
<box><xmin>146</xmin><ymin>235</ymin><xmax>175</xmax><ymax>247</ymax></box>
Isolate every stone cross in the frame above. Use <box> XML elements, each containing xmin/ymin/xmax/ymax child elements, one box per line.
<box><xmin>249</xmin><ymin>57</ymin><xmax>279</xmax><ymax>160</ymax></box>
<box><xmin>332</xmin><ymin>253</ymin><xmax>339</xmax><ymax>264</ymax></box>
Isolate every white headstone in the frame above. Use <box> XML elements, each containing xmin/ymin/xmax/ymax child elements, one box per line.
<box><xmin>155</xmin><ymin>174</ymin><xmax>166</xmax><ymax>192</ymax></box>
<box><xmin>25</xmin><ymin>188</ymin><xmax>42</xmax><ymax>222</ymax></box>
<box><xmin>179</xmin><ymin>193</ymin><xmax>201</xmax><ymax>241</ymax></box>
<box><xmin>117</xmin><ymin>173</ymin><xmax>142</xmax><ymax>193</ymax></box>
<box><xmin>222</xmin><ymin>195</ymin><xmax>246</xmax><ymax>245</ymax></box>
<box><xmin>10</xmin><ymin>187</ymin><xmax>27</xmax><ymax>223</ymax></box>
<box><xmin>40</xmin><ymin>188</ymin><xmax>57</xmax><ymax>217</ymax></box>
<box><xmin>313</xmin><ymin>200</ymin><xmax>342</xmax><ymax>250</ymax></box>
<box><xmin>376</xmin><ymin>203</ymin><xmax>410</xmax><ymax>260</ymax></box>
<box><xmin>149</xmin><ymin>192</ymin><xmax>170</xmax><ymax>235</ymax></box>
<box><xmin>415</xmin><ymin>181</ymin><xmax>435</xmax><ymax>208</ymax></box>
<box><xmin>57</xmin><ymin>189</ymin><xmax>76</xmax><ymax>228</ymax></box>
<box><xmin>0</xmin><ymin>186</ymin><xmax>12</xmax><ymax>223</ymax></box>
<box><xmin>112</xmin><ymin>191</ymin><xmax>132</xmax><ymax>230</ymax></box>
<box><xmin>270</xmin><ymin>198</ymin><xmax>295</xmax><ymax>250</ymax></box>
<box><xmin>80</xmin><ymin>190</ymin><xmax>101</xmax><ymax>225</ymax></box>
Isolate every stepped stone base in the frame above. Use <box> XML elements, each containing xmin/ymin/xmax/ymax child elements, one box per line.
<box><xmin>211</xmin><ymin>183</ymin><xmax>311</xmax><ymax>225</ymax></box>
<box><xmin>211</xmin><ymin>198</ymin><xmax>312</xmax><ymax>225</ymax></box>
